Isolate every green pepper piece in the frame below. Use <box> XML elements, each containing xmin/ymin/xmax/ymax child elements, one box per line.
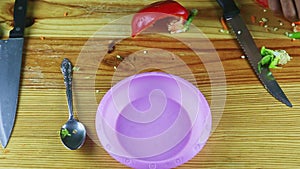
<box><xmin>260</xmin><ymin>46</ymin><xmax>274</xmax><ymax>56</ymax></box>
<box><xmin>182</xmin><ymin>9</ymin><xmax>198</xmax><ymax>32</ymax></box>
<box><xmin>287</xmin><ymin>32</ymin><xmax>300</xmax><ymax>39</ymax></box>
<box><xmin>60</xmin><ymin>128</ymin><xmax>71</xmax><ymax>138</ymax></box>
<box><xmin>268</xmin><ymin>57</ymin><xmax>280</xmax><ymax>69</ymax></box>
<box><xmin>258</xmin><ymin>54</ymin><xmax>274</xmax><ymax>73</ymax></box>
<box><xmin>258</xmin><ymin>46</ymin><xmax>291</xmax><ymax>73</ymax></box>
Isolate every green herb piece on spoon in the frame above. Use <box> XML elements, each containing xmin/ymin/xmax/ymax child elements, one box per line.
<box><xmin>60</xmin><ymin>128</ymin><xmax>71</xmax><ymax>139</ymax></box>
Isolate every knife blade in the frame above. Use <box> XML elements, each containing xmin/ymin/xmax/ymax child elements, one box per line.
<box><xmin>0</xmin><ymin>0</ymin><xmax>27</xmax><ymax>148</ymax></box>
<box><xmin>216</xmin><ymin>0</ymin><xmax>292</xmax><ymax>107</ymax></box>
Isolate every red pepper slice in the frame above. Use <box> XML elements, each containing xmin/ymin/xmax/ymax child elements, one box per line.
<box><xmin>256</xmin><ymin>0</ymin><xmax>268</xmax><ymax>8</ymax></box>
<box><xmin>131</xmin><ymin>0</ymin><xmax>189</xmax><ymax>37</ymax></box>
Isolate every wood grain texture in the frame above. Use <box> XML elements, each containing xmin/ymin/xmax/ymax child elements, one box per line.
<box><xmin>0</xmin><ymin>0</ymin><xmax>295</xmax><ymax>38</ymax></box>
<box><xmin>1</xmin><ymin>0</ymin><xmax>300</xmax><ymax>168</ymax></box>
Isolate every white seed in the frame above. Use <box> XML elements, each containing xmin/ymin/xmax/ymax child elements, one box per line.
<box><xmin>116</xmin><ymin>55</ymin><xmax>124</xmax><ymax>60</ymax></box>
<box><xmin>261</xmin><ymin>18</ymin><xmax>268</xmax><ymax>22</ymax></box>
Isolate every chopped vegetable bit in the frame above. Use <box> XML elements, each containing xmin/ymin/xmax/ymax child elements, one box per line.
<box><xmin>219</xmin><ymin>29</ymin><xmax>229</xmax><ymax>34</ymax></box>
<box><xmin>258</xmin><ymin>46</ymin><xmax>292</xmax><ymax>73</ymax></box>
<box><xmin>259</xmin><ymin>20</ymin><xmax>265</xmax><ymax>27</ymax></box>
<box><xmin>287</xmin><ymin>23</ymin><xmax>300</xmax><ymax>38</ymax></box>
<box><xmin>287</xmin><ymin>32</ymin><xmax>300</xmax><ymax>39</ymax></box>
<box><xmin>73</xmin><ymin>67</ymin><xmax>80</xmax><ymax>71</ymax></box>
<box><xmin>168</xmin><ymin>9</ymin><xmax>198</xmax><ymax>34</ymax></box>
<box><xmin>293</xmin><ymin>25</ymin><xmax>300</xmax><ymax>32</ymax></box>
<box><xmin>72</xmin><ymin>129</ymin><xmax>78</xmax><ymax>134</ymax></box>
<box><xmin>261</xmin><ymin>17</ymin><xmax>268</xmax><ymax>22</ymax></box>
<box><xmin>116</xmin><ymin>55</ymin><xmax>124</xmax><ymax>60</ymax></box>
<box><xmin>259</xmin><ymin>18</ymin><xmax>268</xmax><ymax>27</ymax></box>
<box><xmin>279</xmin><ymin>21</ymin><xmax>284</xmax><ymax>26</ymax></box>
<box><xmin>60</xmin><ymin>128</ymin><xmax>71</xmax><ymax>138</ymax></box>
<box><xmin>220</xmin><ymin>17</ymin><xmax>229</xmax><ymax>30</ymax></box>
<box><xmin>250</xmin><ymin>15</ymin><xmax>256</xmax><ymax>24</ymax></box>
<box><xmin>292</xmin><ymin>21</ymin><xmax>300</xmax><ymax>25</ymax></box>
<box><xmin>292</xmin><ymin>23</ymin><xmax>296</xmax><ymax>27</ymax></box>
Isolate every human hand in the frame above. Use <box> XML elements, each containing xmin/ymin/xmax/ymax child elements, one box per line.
<box><xmin>268</xmin><ymin>0</ymin><xmax>300</xmax><ymax>22</ymax></box>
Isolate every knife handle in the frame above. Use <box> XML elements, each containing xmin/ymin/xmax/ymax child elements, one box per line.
<box><xmin>216</xmin><ymin>0</ymin><xmax>240</xmax><ymax>19</ymax></box>
<box><xmin>10</xmin><ymin>0</ymin><xmax>28</xmax><ymax>38</ymax></box>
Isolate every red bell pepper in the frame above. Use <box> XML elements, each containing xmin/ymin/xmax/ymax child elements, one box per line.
<box><xmin>131</xmin><ymin>0</ymin><xmax>190</xmax><ymax>37</ymax></box>
<box><xmin>256</xmin><ymin>0</ymin><xmax>268</xmax><ymax>8</ymax></box>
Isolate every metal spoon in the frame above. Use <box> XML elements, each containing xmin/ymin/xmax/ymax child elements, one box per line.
<box><xmin>60</xmin><ymin>58</ymin><xmax>86</xmax><ymax>150</ymax></box>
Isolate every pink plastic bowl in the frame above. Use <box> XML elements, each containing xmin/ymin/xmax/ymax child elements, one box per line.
<box><xmin>96</xmin><ymin>72</ymin><xmax>211</xmax><ymax>169</ymax></box>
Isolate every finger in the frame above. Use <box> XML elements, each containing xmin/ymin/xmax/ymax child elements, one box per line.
<box><xmin>268</xmin><ymin>0</ymin><xmax>282</xmax><ymax>15</ymax></box>
<box><xmin>294</xmin><ymin>0</ymin><xmax>300</xmax><ymax>21</ymax></box>
<box><xmin>280</xmin><ymin>0</ymin><xmax>298</xmax><ymax>21</ymax></box>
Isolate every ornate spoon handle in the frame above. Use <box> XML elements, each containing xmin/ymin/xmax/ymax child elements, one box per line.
<box><xmin>61</xmin><ymin>58</ymin><xmax>74</xmax><ymax>120</ymax></box>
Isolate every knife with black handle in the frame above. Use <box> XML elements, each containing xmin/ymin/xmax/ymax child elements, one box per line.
<box><xmin>216</xmin><ymin>0</ymin><xmax>292</xmax><ymax>107</ymax></box>
<box><xmin>0</xmin><ymin>0</ymin><xmax>27</xmax><ymax>148</ymax></box>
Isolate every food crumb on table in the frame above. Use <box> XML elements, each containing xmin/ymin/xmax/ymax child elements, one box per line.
<box><xmin>116</xmin><ymin>55</ymin><xmax>124</xmax><ymax>60</ymax></box>
<box><xmin>73</xmin><ymin>67</ymin><xmax>80</xmax><ymax>71</ymax></box>
<box><xmin>3</xmin><ymin>149</ymin><xmax>10</xmax><ymax>154</ymax></box>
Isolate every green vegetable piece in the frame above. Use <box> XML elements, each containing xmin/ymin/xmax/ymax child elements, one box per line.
<box><xmin>258</xmin><ymin>54</ymin><xmax>273</xmax><ymax>73</ymax></box>
<box><xmin>268</xmin><ymin>57</ymin><xmax>280</xmax><ymax>69</ymax></box>
<box><xmin>260</xmin><ymin>46</ymin><xmax>273</xmax><ymax>56</ymax></box>
<box><xmin>258</xmin><ymin>46</ymin><xmax>291</xmax><ymax>73</ymax></box>
<box><xmin>287</xmin><ymin>32</ymin><xmax>300</xmax><ymax>39</ymax></box>
<box><xmin>60</xmin><ymin>128</ymin><xmax>71</xmax><ymax>138</ymax></box>
<box><xmin>182</xmin><ymin>9</ymin><xmax>198</xmax><ymax>32</ymax></box>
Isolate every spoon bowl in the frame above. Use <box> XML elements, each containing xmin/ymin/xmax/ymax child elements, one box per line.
<box><xmin>60</xmin><ymin>119</ymin><xmax>86</xmax><ymax>150</ymax></box>
<box><xmin>60</xmin><ymin>58</ymin><xmax>86</xmax><ymax>150</ymax></box>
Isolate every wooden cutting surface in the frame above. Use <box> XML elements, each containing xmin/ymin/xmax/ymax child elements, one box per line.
<box><xmin>1</xmin><ymin>0</ymin><xmax>300</xmax><ymax>168</ymax></box>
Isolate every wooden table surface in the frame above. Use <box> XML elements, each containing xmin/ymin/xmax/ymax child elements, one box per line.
<box><xmin>1</xmin><ymin>0</ymin><xmax>300</xmax><ymax>168</ymax></box>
